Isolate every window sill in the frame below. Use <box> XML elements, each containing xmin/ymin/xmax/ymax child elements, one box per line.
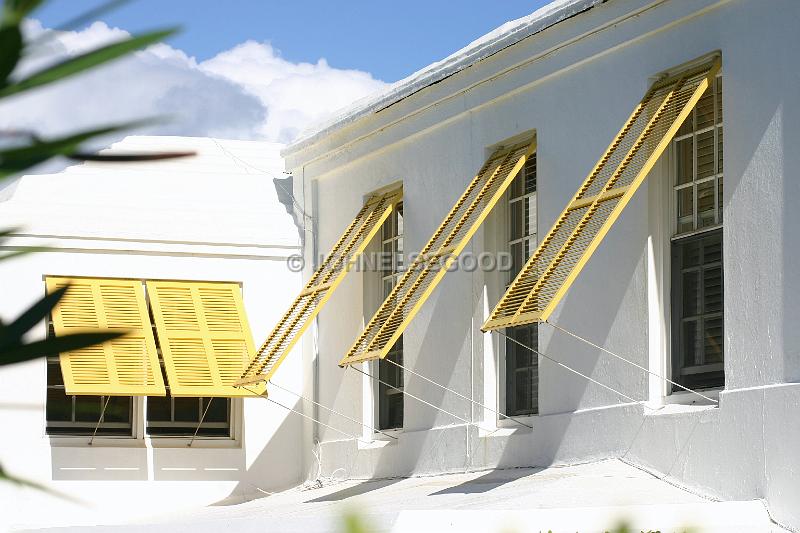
<box><xmin>664</xmin><ymin>387</ymin><xmax>721</xmax><ymax>406</ymax></box>
<box><xmin>644</xmin><ymin>402</ymin><xmax>717</xmax><ymax>417</ymax></box>
<box><xmin>147</xmin><ymin>436</ymin><xmax>240</xmax><ymax>449</ymax></box>
<box><xmin>359</xmin><ymin>430</ymin><xmax>401</xmax><ymax>449</ymax></box>
<box><xmin>47</xmin><ymin>435</ymin><xmax>240</xmax><ymax>449</ymax></box>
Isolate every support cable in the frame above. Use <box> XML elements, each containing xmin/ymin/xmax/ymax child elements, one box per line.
<box><xmin>496</xmin><ymin>330</ymin><xmax>660</xmax><ymax>412</ymax></box>
<box><xmin>188</xmin><ymin>398</ymin><xmax>214</xmax><ymax>447</ymax></box>
<box><xmin>381</xmin><ymin>358</ymin><xmax>533</xmax><ymax>429</ymax></box>
<box><xmin>544</xmin><ymin>320</ymin><xmax>718</xmax><ymax>404</ymax></box>
<box><xmin>241</xmin><ymin>386</ymin><xmax>370</xmax><ymax>445</ymax></box>
<box><xmin>88</xmin><ymin>396</ymin><xmax>111</xmax><ymax>446</ymax></box>
<box><xmin>348</xmin><ymin>366</ymin><xmax>499</xmax><ymax>434</ymax></box>
<box><xmin>268</xmin><ymin>380</ymin><xmax>398</xmax><ymax>440</ymax></box>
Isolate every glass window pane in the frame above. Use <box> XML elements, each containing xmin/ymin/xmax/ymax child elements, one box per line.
<box><xmin>204</xmin><ymin>398</ymin><xmax>229</xmax><ymax>423</ymax></box>
<box><xmin>510</xmin><ymin>200</ymin><xmax>523</xmax><ymax>240</ymax></box>
<box><xmin>677</xmin><ymin>112</ymin><xmax>693</xmax><ymax>137</ymax></box>
<box><xmin>46</xmin><ymin>388</ymin><xmax>72</xmax><ymax>422</ymax></box>
<box><xmin>677</xmin><ymin>187</ymin><xmax>694</xmax><ymax>233</ymax></box>
<box><xmin>525</xmin><ymin>195</ymin><xmax>537</xmax><ymax>236</ymax></box>
<box><xmin>704</xmin><ymin>266</ymin><xmax>723</xmax><ymax>314</ymax></box>
<box><xmin>682</xmin><ymin>271</ymin><xmax>700</xmax><ymax>317</ymax></box>
<box><xmin>524</xmin><ymin>154</ymin><xmax>537</xmax><ymax>194</ymax></box>
<box><xmin>716</xmin><ymin>77</ymin><xmax>723</xmax><ymax>124</ymax></box>
<box><xmin>510</xmin><ymin>170</ymin><xmax>524</xmax><ymax>199</ymax></box>
<box><xmin>104</xmin><ymin>396</ymin><xmax>131</xmax><ymax>423</ymax></box>
<box><xmin>510</xmin><ymin>242</ymin><xmax>525</xmax><ymax>280</ymax></box>
<box><xmin>704</xmin><ymin>316</ymin><xmax>724</xmax><ymax>364</ymax></box>
<box><xmin>396</xmin><ymin>203</ymin><xmax>403</xmax><ymax>235</ymax></box>
<box><xmin>697</xmin><ymin>130</ymin><xmax>715</xmax><ymax>179</ymax></box>
<box><xmin>676</xmin><ymin>138</ymin><xmax>694</xmax><ymax>185</ymax></box>
<box><xmin>74</xmin><ymin>395</ymin><xmax>102</xmax><ymax>422</ymax></box>
<box><xmin>717</xmin><ymin>128</ymin><xmax>723</xmax><ymax>174</ymax></box>
<box><xmin>697</xmin><ymin>180</ymin><xmax>716</xmax><ymax>228</ymax></box>
<box><xmin>696</xmin><ymin>88</ymin><xmax>715</xmax><ymax>129</ymax></box>
<box><xmin>146</xmin><ymin>396</ymin><xmax>171</xmax><ymax>422</ymax></box>
<box><xmin>174</xmin><ymin>397</ymin><xmax>199</xmax><ymax>422</ymax></box>
<box><xmin>718</xmin><ymin>177</ymin><xmax>723</xmax><ymax>223</ymax></box>
<box><xmin>703</xmin><ymin>232</ymin><xmax>723</xmax><ymax>264</ymax></box>
<box><xmin>682</xmin><ymin>319</ymin><xmax>701</xmax><ymax>367</ymax></box>
<box><xmin>47</xmin><ymin>361</ymin><xmax>63</xmax><ymax>387</ymax></box>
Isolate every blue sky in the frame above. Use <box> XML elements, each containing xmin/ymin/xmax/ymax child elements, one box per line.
<box><xmin>35</xmin><ymin>0</ymin><xmax>551</xmax><ymax>82</ymax></box>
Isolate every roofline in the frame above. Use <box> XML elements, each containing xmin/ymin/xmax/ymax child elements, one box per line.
<box><xmin>282</xmin><ymin>0</ymin><xmax>606</xmax><ymax>157</ymax></box>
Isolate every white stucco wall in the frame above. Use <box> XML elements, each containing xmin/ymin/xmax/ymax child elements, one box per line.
<box><xmin>283</xmin><ymin>0</ymin><xmax>800</xmax><ymax>529</ymax></box>
<box><xmin>0</xmin><ymin>137</ymin><xmax>305</xmax><ymax>530</ymax></box>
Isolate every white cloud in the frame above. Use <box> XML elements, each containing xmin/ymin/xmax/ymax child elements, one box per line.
<box><xmin>0</xmin><ymin>20</ymin><xmax>388</xmax><ymax>145</ymax></box>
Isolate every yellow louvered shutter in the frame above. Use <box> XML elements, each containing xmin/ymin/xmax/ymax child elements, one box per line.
<box><xmin>236</xmin><ymin>191</ymin><xmax>399</xmax><ymax>386</ymax></box>
<box><xmin>146</xmin><ymin>280</ymin><xmax>261</xmax><ymax>397</ymax></box>
<box><xmin>339</xmin><ymin>139</ymin><xmax>536</xmax><ymax>366</ymax></box>
<box><xmin>483</xmin><ymin>60</ymin><xmax>720</xmax><ymax>331</ymax></box>
<box><xmin>46</xmin><ymin>277</ymin><xmax>165</xmax><ymax>396</ymax></box>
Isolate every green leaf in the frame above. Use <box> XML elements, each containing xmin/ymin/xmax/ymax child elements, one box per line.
<box><xmin>0</xmin><ymin>119</ymin><xmax>154</xmax><ymax>179</ymax></box>
<box><xmin>0</xmin><ymin>331</ymin><xmax>125</xmax><ymax>366</ymax></box>
<box><xmin>68</xmin><ymin>150</ymin><xmax>195</xmax><ymax>162</ymax></box>
<box><xmin>0</xmin><ymin>286</ymin><xmax>67</xmax><ymax>349</ymax></box>
<box><xmin>0</xmin><ymin>24</ymin><xmax>22</xmax><ymax>85</ymax></box>
<box><xmin>0</xmin><ymin>462</ymin><xmax>79</xmax><ymax>502</ymax></box>
<box><xmin>0</xmin><ymin>247</ymin><xmax>47</xmax><ymax>263</ymax></box>
<box><xmin>30</xmin><ymin>0</ymin><xmax>130</xmax><ymax>41</ymax></box>
<box><xmin>0</xmin><ymin>28</ymin><xmax>178</xmax><ymax>99</ymax></box>
<box><xmin>3</xmin><ymin>0</ymin><xmax>45</xmax><ymax>25</ymax></box>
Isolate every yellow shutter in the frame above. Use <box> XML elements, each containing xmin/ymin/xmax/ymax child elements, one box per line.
<box><xmin>146</xmin><ymin>280</ymin><xmax>261</xmax><ymax>397</ymax></box>
<box><xmin>483</xmin><ymin>60</ymin><xmax>720</xmax><ymax>331</ymax></box>
<box><xmin>339</xmin><ymin>139</ymin><xmax>536</xmax><ymax>366</ymax></box>
<box><xmin>46</xmin><ymin>277</ymin><xmax>165</xmax><ymax>396</ymax></box>
<box><xmin>236</xmin><ymin>191</ymin><xmax>399</xmax><ymax>386</ymax></box>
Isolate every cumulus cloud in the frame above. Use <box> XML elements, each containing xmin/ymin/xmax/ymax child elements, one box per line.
<box><xmin>0</xmin><ymin>20</ymin><xmax>388</xmax><ymax>145</ymax></box>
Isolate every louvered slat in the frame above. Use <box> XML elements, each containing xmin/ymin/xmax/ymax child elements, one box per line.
<box><xmin>236</xmin><ymin>191</ymin><xmax>399</xmax><ymax>386</ymax></box>
<box><xmin>46</xmin><ymin>277</ymin><xmax>165</xmax><ymax>396</ymax></box>
<box><xmin>483</xmin><ymin>59</ymin><xmax>720</xmax><ymax>331</ymax></box>
<box><xmin>147</xmin><ymin>281</ymin><xmax>260</xmax><ymax>397</ymax></box>
<box><xmin>339</xmin><ymin>139</ymin><xmax>536</xmax><ymax>366</ymax></box>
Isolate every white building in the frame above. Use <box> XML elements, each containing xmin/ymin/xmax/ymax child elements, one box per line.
<box><xmin>2</xmin><ymin>0</ymin><xmax>800</xmax><ymax>530</ymax></box>
<box><xmin>0</xmin><ymin>137</ymin><xmax>305</xmax><ymax>529</ymax></box>
<box><xmin>279</xmin><ymin>0</ymin><xmax>800</xmax><ymax>529</ymax></box>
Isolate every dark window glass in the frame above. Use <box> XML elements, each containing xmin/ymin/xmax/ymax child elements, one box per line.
<box><xmin>671</xmin><ymin>230</ymin><xmax>724</xmax><ymax>391</ymax></box>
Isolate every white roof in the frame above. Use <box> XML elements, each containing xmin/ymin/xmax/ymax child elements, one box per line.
<box><xmin>0</xmin><ymin>136</ymin><xmax>299</xmax><ymax>248</ymax></box>
<box><xmin>284</xmin><ymin>0</ymin><xmax>605</xmax><ymax>156</ymax></box>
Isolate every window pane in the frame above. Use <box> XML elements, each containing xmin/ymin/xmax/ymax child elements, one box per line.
<box><xmin>697</xmin><ymin>130</ymin><xmax>715</xmax><ymax>179</ymax></box>
<box><xmin>524</xmin><ymin>154</ymin><xmax>537</xmax><ymax>194</ymax></box>
<box><xmin>703</xmin><ymin>232</ymin><xmax>722</xmax><ymax>264</ymax></box>
<box><xmin>697</xmin><ymin>180</ymin><xmax>716</xmax><ymax>228</ymax></box>
<box><xmin>682</xmin><ymin>319</ymin><xmax>701</xmax><ymax>367</ymax></box>
<box><xmin>510</xmin><ymin>242</ymin><xmax>525</xmax><ymax>280</ymax></box>
<box><xmin>46</xmin><ymin>388</ymin><xmax>72</xmax><ymax>422</ymax></box>
<box><xmin>396</xmin><ymin>203</ymin><xmax>403</xmax><ymax>235</ymax></box>
<box><xmin>704</xmin><ymin>316</ymin><xmax>724</xmax><ymax>363</ymax></box>
<box><xmin>675</xmin><ymin>138</ymin><xmax>693</xmax><ymax>185</ymax></box>
<box><xmin>696</xmin><ymin>88</ymin><xmax>715</xmax><ymax>129</ymax></box>
<box><xmin>704</xmin><ymin>266</ymin><xmax>723</xmax><ymax>314</ymax></box>
<box><xmin>677</xmin><ymin>187</ymin><xmax>694</xmax><ymax>233</ymax></box>
<box><xmin>525</xmin><ymin>195</ymin><xmax>537</xmax><ymax>236</ymax></box>
<box><xmin>677</xmin><ymin>112</ymin><xmax>693</xmax><ymax>137</ymax></box>
<box><xmin>717</xmin><ymin>127</ymin><xmax>723</xmax><ymax>174</ymax></box>
<box><xmin>104</xmin><ymin>396</ymin><xmax>131</xmax><ymax>423</ymax></box>
<box><xmin>682</xmin><ymin>271</ymin><xmax>699</xmax><ymax>317</ymax></box>
<box><xmin>47</xmin><ymin>361</ymin><xmax>63</xmax><ymax>387</ymax></box>
<box><xmin>718</xmin><ymin>177</ymin><xmax>723</xmax><ymax>222</ymax></box>
<box><xmin>510</xmin><ymin>200</ymin><xmax>523</xmax><ymax>240</ymax></box>
<box><xmin>174</xmin><ymin>398</ymin><xmax>199</xmax><ymax>422</ymax></box>
<box><xmin>204</xmin><ymin>398</ymin><xmax>229</xmax><ymax>423</ymax></box>
<box><xmin>715</xmin><ymin>77</ymin><xmax>723</xmax><ymax>124</ymax></box>
<box><xmin>147</xmin><ymin>396</ymin><xmax>172</xmax><ymax>422</ymax></box>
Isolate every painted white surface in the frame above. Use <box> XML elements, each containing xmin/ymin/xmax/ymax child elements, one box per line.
<box><xmin>0</xmin><ymin>137</ymin><xmax>305</xmax><ymax>531</ymax></box>
<box><xmin>23</xmin><ymin>460</ymin><xmax>781</xmax><ymax>532</ymax></box>
<box><xmin>283</xmin><ymin>0</ymin><xmax>800</xmax><ymax>530</ymax></box>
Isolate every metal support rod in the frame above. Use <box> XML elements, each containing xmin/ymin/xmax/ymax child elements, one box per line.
<box><xmin>88</xmin><ymin>396</ymin><xmax>111</xmax><ymax>446</ymax></box>
<box><xmin>268</xmin><ymin>380</ymin><xmax>398</xmax><ymax>440</ymax></box>
<box><xmin>381</xmin><ymin>357</ymin><xmax>533</xmax><ymax>429</ymax></box>
<box><xmin>545</xmin><ymin>320</ymin><xmax>718</xmax><ymax>404</ymax></box>
<box><xmin>348</xmin><ymin>366</ymin><xmax>498</xmax><ymax>434</ymax></box>
<box><xmin>496</xmin><ymin>330</ymin><xmax>659</xmax><ymax>411</ymax></box>
<box><xmin>241</xmin><ymin>386</ymin><xmax>370</xmax><ymax>445</ymax></box>
<box><xmin>188</xmin><ymin>398</ymin><xmax>214</xmax><ymax>447</ymax></box>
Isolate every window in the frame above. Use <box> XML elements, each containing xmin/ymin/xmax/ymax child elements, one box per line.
<box><xmin>377</xmin><ymin>202</ymin><xmax>404</xmax><ymax>430</ymax></box>
<box><xmin>671</xmin><ymin>74</ymin><xmax>724</xmax><ymax>391</ymax></box>
<box><xmin>46</xmin><ymin>318</ymin><xmax>133</xmax><ymax>437</ymax></box>
<box><xmin>44</xmin><ymin>278</ymin><xmax>249</xmax><ymax>439</ymax></box>
<box><xmin>505</xmin><ymin>154</ymin><xmax>538</xmax><ymax>416</ymax></box>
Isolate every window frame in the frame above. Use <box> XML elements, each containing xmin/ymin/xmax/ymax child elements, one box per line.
<box><xmin>655</xmin><ymin>71</ymin><xmax>725</xmax><ymax>404</ymax></box>
<box><xmin>501</xmin><ymin>153</ymin><xmax>539</xmax><ymax>419</ymax></box>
